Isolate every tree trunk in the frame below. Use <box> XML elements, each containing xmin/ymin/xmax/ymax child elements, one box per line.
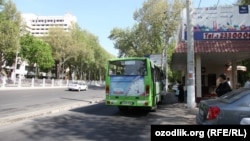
<box><xmin>99</xmin><ymin>68</ymin><xmax>102</xmax><ymax>82</ymax></box>
<box><xmin>56</xmin><ymin>62</ymin><xmax>61</xmax><ymax>79</ymax></box>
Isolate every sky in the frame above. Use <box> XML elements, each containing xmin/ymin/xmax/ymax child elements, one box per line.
<box><xmin>12</xmin><ymin>0</ymin><xmax>237</xmax><ymax>56</ymax></box>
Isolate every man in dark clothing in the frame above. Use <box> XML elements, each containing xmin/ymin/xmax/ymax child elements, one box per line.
<box><xmin>177</xmin><ymin>80</ymin><xmax>184</xmax><ymax>102</ymax></box>
<box><xmin>215</xmin><ymin>74</ymin><xmax>232</xmax><ymax>97</ymax></box>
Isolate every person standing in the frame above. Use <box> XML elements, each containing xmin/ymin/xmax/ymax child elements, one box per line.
<box><xmin>177</xmin><ymin>80</ymin><xmax>184</xmax><ymax>102</ymax></box>
<box><xmin>215</xmin><ymin>74</ymin><xmax>232</xmax><ymax>97</ymax></box>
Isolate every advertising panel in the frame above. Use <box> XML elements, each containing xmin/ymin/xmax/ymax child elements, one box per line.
<box><xmin>182</xmin><ymin>5</ymin><xmax>250</xmax><ymax>40</ymax></box>
<box><xmin>110</xmin><ymin>76</ymin><xmax>145</xmax><ymax>96</ymax></box>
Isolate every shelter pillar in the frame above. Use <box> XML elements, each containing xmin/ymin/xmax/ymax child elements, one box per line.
<box><xmin>195</xmin><ymin>54</ymin><xmax>202</xmax><ymax>102</ymax></box>
<box><xmin>231</xmin><ymin>61</ymin><xmax>237</xmax><ymax>89</ymax></box>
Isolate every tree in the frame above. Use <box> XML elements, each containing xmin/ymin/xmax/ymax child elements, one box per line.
<box><xmin>109</xmin><ymin>0</ymin><xmax>185</xmax><ymax>82</ymax></box>
<box><xmin>45</xmin><ymin>27</ymin><xmax>77</xmax><ymax>79</ymax></box>
<box><xmin>44</xmin><ymin>23</ymin><xmax>114</xmax><ymax>80</ymax></box>
<box><xmin>0</xmin><ymin>0</ymin><xmax>21</xmax><ymax>72</ymax></box>
<box><xmin>20</xmin><ymin>34</ymin><xmax>54</xmax><ymax>72</ymax></box>
<box><xmin>238</xmin><ymin>0</ymin><xmax>250</xmax><ymax>5</ymax></box>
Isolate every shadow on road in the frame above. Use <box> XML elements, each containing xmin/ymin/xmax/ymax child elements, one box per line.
<box><xmin>16</xmin><ymin>93</ymin><xmax>197</xmax><ymax>141</ymax></box>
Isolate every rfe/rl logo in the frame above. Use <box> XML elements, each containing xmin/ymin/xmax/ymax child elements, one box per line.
<box><xmin>239</xmin><ymin>5</ymin><xmax>249</xmax><ymax>14</ymax></box>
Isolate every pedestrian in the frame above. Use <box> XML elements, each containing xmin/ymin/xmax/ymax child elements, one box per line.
<box><xmin>244</xmin><ymin>77</ymin><xmax>250</xmax><ymax>88</ymax></box>
<box><xmin>177</xmin><ymin>80</ymin><xmax>184</xmax><ymax>102</ymax></box>
<box><xmin>215</xmin><ymin>74</ymin><xmax>232</xmax><ymax>97</ymax></box>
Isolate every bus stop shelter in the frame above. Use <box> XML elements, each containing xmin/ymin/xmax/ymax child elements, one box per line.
<box><xmin>171</xmin><ymin>5</ymin><xmax>250</xmax><ymax>102</ymax></box>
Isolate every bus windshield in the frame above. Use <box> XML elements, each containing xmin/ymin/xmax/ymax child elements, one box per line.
<box><xmin>108</xmin><ymin>60</ymin><xmax>146</xmax><ymax>76</ymax></box>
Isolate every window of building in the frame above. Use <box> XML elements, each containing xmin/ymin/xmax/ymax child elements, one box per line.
<box><xmin>64</xmin><ymin>24</ymin><xmax>67</xmax><ymax>26</ymax></box>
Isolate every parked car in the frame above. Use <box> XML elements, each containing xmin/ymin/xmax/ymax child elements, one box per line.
<box><xmin>196</xmin><ymin>88</ymin><xmax>250</xmax><ymax>125</ymax></box>
<box><xmin>68</xmin><ymin>81</ymin><xmax>88</xmax><ymax>92</ymax></box>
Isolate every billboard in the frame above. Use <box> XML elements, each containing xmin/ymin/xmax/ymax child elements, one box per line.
<box><xmin>110</xmin><ymin>76</ymin><xmax>145</xmax><ymax>96</ymax></box>
<box><xmin>182</xmin><ymin>5</ymin><xmax>250</xmax><ymax>40</ymax></box>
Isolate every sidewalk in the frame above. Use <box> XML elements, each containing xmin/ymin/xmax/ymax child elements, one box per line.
<box><xmin>156</xmin><ymin>92</ymin><xmax>199</xmax><ymax>124</ymax></box>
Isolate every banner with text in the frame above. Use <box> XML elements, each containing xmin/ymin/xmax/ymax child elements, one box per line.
<box><xmin>182</xmin><ymin>5</ymin><xmax>250</xmax><ymax>40</ymax></box>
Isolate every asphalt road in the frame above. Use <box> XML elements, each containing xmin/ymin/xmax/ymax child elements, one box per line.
<box><xmin>0</xmin><ymin>86</ymin><xmax>105</xmax><ymax>118</ymax></box>
<box><xmin>0</xmin><ymin>93</ymin><xmax>197</xmax><ymax>141</ymax></box>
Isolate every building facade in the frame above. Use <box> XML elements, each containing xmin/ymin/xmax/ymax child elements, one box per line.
<box><xmin>21</xmin><ymin>13</ymin><xmax>77</xmax><ymax>36</ymax></box>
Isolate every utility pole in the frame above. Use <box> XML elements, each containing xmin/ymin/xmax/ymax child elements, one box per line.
<box><xmin>164</xmin><ymin>36</ymin><xmax>168</xmax><ymax>93</ymax></box>
<box><xmin>162</xmin><ymin>11</ymin><xmax>169</xmax><ymax>93</ymax></box>
<box><xmin>186</xmin><ymin>0</ymin><xmax>196</xmax><ymax>108</ymax></box>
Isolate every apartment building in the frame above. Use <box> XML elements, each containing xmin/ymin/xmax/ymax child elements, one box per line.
<box><xmin>21</xmin><ymin>13</ymin><xmax>77</xmax><ymax>36</ymax></box>
<box><xmin>6</xmin><ymin>13</ymin><xmax>78</xmax><ymax>80</ymax></box>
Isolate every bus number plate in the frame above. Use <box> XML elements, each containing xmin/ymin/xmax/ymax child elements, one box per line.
<box><xmin>121</xmin><ymin>101</ymin><xmax>133</xmax><ymax>105</ymax></box>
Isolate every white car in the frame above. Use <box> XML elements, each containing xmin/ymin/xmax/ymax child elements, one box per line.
<box><xmin>68</xmin><ymin>81</ymin><xmax>88</xmax><ymax>91</ymax></box>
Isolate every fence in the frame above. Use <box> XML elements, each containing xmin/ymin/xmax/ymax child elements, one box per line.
<box><xmin>0</xmin><ymin>77</ymin><xmax>105</xmax><ymax>88</ymax></box>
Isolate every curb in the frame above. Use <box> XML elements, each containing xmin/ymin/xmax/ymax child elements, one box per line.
<box><xmin>0</xmin><ymin>85</ymin><xmax>105</xmax><ymax>91</ymax></box>
<box><xmin>0</xmin><ymin>86</ymin><xmax>68</xmax><ymax>91</ymax></box>
<box><xmin>0</xmin><ymin>98</ymin><xmax>104</xmax><ymax>127</ymax></box>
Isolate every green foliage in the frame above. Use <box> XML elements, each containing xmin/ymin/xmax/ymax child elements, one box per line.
<box><xmin>238</xmin><ymin>0</ymin><xmax>250</xmax><ymax>5</ymax></box>
<box><xmin>44</xmin><ymin>23</ymin><xmax>114</xmax><ymax>80</ymax></box>
<box><xmin>0</xmin><ymin>0</ymin><xmax>21</xmax><ymax>71</ymax></box>
<box><xmin>20</xmin><ymin>34</ymin><xmax>54</xmax><ymax>70</ymax></box>
<box><xmin>109</xmin><ymin>0</ymin><xmax>185</xmax><ymax>82</ymax></box>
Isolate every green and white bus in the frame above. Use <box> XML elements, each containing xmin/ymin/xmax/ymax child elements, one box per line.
<box><xmin>105</xmin><ymin>57</ymin><xmax>166</xmax><ymax>112</ymax></box>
